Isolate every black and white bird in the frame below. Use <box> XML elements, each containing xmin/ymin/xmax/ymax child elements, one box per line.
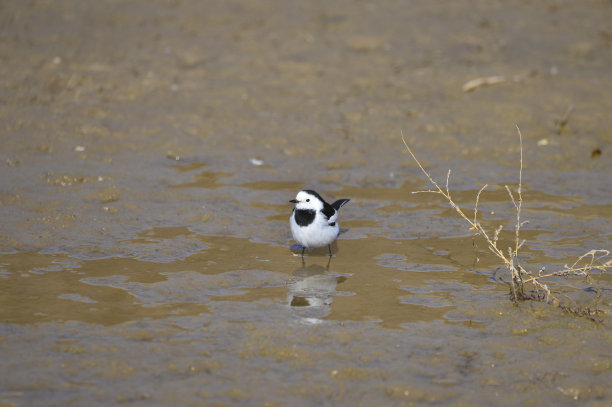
<box><xmin>289</xmin><ymin>190</ymin><xmax>350</xmax><ymax>257</ymax></box>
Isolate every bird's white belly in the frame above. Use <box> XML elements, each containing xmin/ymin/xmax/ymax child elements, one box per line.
<box><xmin>290</xmin><ymin>216</ymin><xmax>339</xmax><ymax>248</ymax></box>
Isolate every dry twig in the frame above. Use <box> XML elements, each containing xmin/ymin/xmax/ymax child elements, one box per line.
<box><xmin>401</xmin><ymin>128</ymin><xmax>611</xmax><ymax>317</ymax></box>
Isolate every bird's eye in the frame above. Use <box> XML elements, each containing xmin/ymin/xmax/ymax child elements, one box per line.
<box><xmin>306</xmin><ymin>199</ymin><xmax>310</xmax><ymax>202</ymax></box>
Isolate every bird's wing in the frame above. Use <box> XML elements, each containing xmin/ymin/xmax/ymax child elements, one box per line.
<box><xmin>321</xmin><ymin>203</ymin><xmax>336</xmax><ymax>222</ymax></box>
<box><xmin>326</xmin><ymin>210</ymin><xmax>339</xmax><ymax>225</ymax></box>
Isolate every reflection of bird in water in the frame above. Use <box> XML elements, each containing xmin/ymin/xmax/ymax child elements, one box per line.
<box><xmin>289</xmin><ymin>190</ymin><xmax>350</xmax><ymax>257</ymax></box>
<box><xmin>287</xmin><ymin>262</ymin><xmax>348</xmax><ymax>320</ymax></box>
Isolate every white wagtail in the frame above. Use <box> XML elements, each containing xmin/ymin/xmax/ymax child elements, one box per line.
<box><xmin>289</xmin><ymin>190</ymin><xmax>350</xmax><ymax>257</ymax></box>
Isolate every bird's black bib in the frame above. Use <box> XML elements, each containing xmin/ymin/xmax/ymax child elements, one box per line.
<box><xmin>293</xmin><ymin>209</ymin><xmax>316</xmax><ymax>226</ymax></box>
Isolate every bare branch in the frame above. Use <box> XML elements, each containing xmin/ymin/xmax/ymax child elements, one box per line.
<box><xmin>401</xmin><ymin>127</ymin><xmax>609</xmax><ymax>318</ymax></box>
<box><xmin>412</xmin><ymin>190</ymin><xmax>443</xmax><ymax>195</ymax></box>
<box><xmin>513</xmin><ymin>126</ymin><xmax>524</xmax><ymax>270</ymax></box>
<box><xmin>474</xmin><ymin>184</ymin><xmax>488</xmax><ymax>225</ymax></box>
<box><xmin>505</xmin><ymin>185</ymin><xmax>518</xmax><ymax>208</ymax></box>
<box><xmin>493</xmin><ymin>224</ymin><xmax>503</xmax><ymax>244</ymax></box>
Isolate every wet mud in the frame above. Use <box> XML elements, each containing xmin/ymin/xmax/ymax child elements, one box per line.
<box><xmin>1</xmin><ymin>0</ymin><xmax>611</xmax><ymax>406</ymax></box>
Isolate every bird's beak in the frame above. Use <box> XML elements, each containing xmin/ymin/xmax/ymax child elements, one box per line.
<box><xmin>289</xmin><ymin>199</ymin><xmax>299</xmax><ymax>203</ymax></box>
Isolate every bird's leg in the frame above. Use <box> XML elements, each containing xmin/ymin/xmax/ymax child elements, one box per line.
<box><xmin>326</xmin><ymin>255</ymin><xmax>331</xmax><ymax>271</ymax></box>
<box><xmin>301</xmin><ymin>247</ymin><xmax>305</xmax><ymax>257</ymax></box>
<box><xmin>327</xmin><ymin>244</ymin><xmax>333</xmax><ymax>257</ymax></box>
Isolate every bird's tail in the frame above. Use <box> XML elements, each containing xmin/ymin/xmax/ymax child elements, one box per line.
<box><xmin>331</xmin><ymin>199</ymin><xmax>350</xmax><ymax>210</ymax></box>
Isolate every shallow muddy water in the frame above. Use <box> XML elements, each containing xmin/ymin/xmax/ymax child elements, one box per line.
<box><xmin>1</xmin><ymin>0</ymin><xmax>611</xmax><ymax>406</ymax></box>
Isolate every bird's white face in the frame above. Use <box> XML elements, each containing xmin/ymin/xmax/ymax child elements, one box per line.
<box><xmin>293</xmin><ymin>191</ymin><xmax>323</xmax><ymax>210</ymax></box>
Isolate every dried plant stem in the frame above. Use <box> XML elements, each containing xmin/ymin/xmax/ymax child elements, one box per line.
<box><xmin>401</xmin><ymin>128</ymin><xmax>611</xmax><ymax>315</ymax></box>
<box><xmin>522</xmin><ymin>250</ymin><xmax>610</xmax><ymax>283</ymax></box>
<box><xmin>401</xmin><ymin>130</ymin><xmax>523</xmax><ymax>301</ymax></box>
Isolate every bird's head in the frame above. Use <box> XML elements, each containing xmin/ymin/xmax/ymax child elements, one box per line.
<box><xmin>290</xmin><ymin>190</ymin><xmax>325</xmax><ymax>210</ymax></box>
